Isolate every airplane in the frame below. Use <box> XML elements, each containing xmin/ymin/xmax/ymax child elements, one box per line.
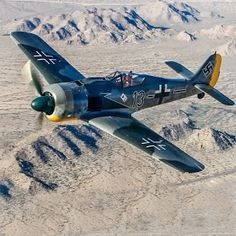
<box><xmin>10</xmin><ymin>31</ymin><xmax>235</xmax><ymax>173</ymax></box>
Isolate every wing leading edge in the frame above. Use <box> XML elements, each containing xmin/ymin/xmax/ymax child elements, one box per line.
<box><xmin>11</xmin><ymin>31</ymin><xmax>85</xmax><ymax>84</ymax></box>
<box><xmin>88</xmin><ymin>113</ymin><xmax>204</xmax><ymax>173</ymax></box>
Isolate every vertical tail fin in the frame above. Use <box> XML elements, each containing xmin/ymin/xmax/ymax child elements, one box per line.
<box><xmin>193</xmin><ymin>53</ymin><xmax>234</xmax><ymax>106</ymax></box>
<box><xmin>192</xmin><ymin>53</ymin><xmax>222</xmax><ymax>87</ymax></box>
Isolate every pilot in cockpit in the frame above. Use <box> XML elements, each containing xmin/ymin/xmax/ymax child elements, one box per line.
<box><xmin>124</xmin><ymin>71</ymin><xmax>133</xmax><ymax>88</ymax></box>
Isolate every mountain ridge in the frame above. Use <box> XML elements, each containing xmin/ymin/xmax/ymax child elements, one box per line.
<box><xmin>2</xmin><ymin>1</ymin><xmax>217</xmax><ymax>45</ymax></box>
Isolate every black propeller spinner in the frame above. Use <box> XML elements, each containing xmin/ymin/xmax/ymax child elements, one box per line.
<box><xmin>31</xmin><ymin>95</ymin><xmax>55</xmax><ymax>115</ymax></box>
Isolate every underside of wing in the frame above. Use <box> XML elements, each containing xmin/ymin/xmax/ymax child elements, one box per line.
<box><xmin>165</xmin><ymin>61</ymin><xmax>194</xmax><ymax>79</ymax></box>
<box><xmin>87</xmin><ymin>112</ymin><xmax>204</xmax><ymax>173</ymax></box>
<box><xmin>11</xmin><ymin>31</ymin><xmax>85</xmax><ymax>84</ymax></box>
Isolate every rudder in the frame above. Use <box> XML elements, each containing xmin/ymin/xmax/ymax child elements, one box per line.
<box><xmin>192</xmin><ymin>53</ymin><xmax>222</xmax><ymax>87</ymax></box>
<box><xmin>193</xmin><ymin>53</ymin><xmax>234</xmax><ymax>106</ymax></box>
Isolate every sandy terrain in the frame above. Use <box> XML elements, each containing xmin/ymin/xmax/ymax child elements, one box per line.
<box><xmin>0</xmin><ymin>1</ymin><xmax>235</xmax><ymax>235</ymax></box>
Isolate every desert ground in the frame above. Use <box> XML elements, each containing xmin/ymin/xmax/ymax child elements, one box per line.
<box><xmin>0</xmin><ymin>0</ymin><xmax>235</xmax><ymax>235</ymax></box>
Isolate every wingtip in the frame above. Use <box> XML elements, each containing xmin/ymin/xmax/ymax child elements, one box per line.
<box><xmin>10</xmin><ymin>31</ymin><xmax>20</xmax><ymax>44</ymax></box>
<box><xmin>191</xmin><ymin>162</ymin><xmax>205</xmax><ymax>173</ymax></box>
<box><xmin>10</xmin><ymin>31</ymin><xmax>27</xmax><ymax>39</ymax></box>
<box><xmin>10</xmin><ymin>31</ymin><xmax>41</xmax><ymax>45</ymax></box>
<box><xmin>220</xmin><ymin>96</ymin><xmax>235</xmax><ymax>106</ymax></box>
<box><xmin>10</xmin><ymin>31</ymin><xmax>22</xmax><ymax>38</ymax></box>
<box><xmin>227</xmin><ymin>100</ymin><xmax>235</xmax><ymax>106</ymax></box>
<box><xmin>183</xmin><ymin>161</ymin><xmax>205</xmax><ymax>173</ymax></box>
<box><xmin>10</xmin><ymin>31</ymin><xmax>26</xmax><ymax>43</ymax></box>
<box><xmin>11</xmin><ymin>30</ymin><xmax>39</xmax><ymax>38</ymax></box>
<box><xmin>161</xmin><ymin>159</ymin><xmax>205</xmax><ymax>173</ymax></box>
<box><xmin>230</xmin><ymin>103</ymin><xmax>236</xmax><ymax>108</ymax></box>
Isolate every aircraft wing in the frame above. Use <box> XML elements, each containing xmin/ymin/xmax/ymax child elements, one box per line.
<box><xmin>87</xmin><ymin>112</ymin><xmax>204</xmax><ymax>173</ymax></box>
<box><xmin>11</xmin><ymin>31</ymin><xmax>85</xmax><ymax>84</ymax></box>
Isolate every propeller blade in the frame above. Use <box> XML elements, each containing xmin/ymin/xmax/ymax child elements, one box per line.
<box><xmin>36</xmin><ymin>113</ymin><xmax>44</xmax><ymax>130</ymax></box>
<box><xmin>22</xmin><ymin>61</ymin><xmax>44</xmax><ymax>95</ymax></box>
<box><xmin>31</xmin><ymin>73</ymin><xmax>43</xmax><ymax>96</ymax></box>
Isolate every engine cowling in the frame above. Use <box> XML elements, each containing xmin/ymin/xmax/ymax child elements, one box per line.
<box><xmin>43</xmin><ymin>82</ymin><xmax>88</xmax><ymax>122</ymax></box>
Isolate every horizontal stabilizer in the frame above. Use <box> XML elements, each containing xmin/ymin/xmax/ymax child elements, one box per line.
<box><xmin>165</xmin><ymin>61</ymin><xmax>194</xmax><ymax>79</ymax></box>
<box><xmin>194</xmin><ymin>84</ymin><xmax>235</xmax><ymax>106</ymax></box>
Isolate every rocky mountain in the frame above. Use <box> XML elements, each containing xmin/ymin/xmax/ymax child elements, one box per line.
<box><xmin>5</xmin><ymin>7</ymin><xmax>172</xmax><ymax>45</ymax></box>
<box><xmin>0</xmin><ymin>124</ymin><xmax>103</xmax><ymax>199</ymax></box>
<box><xmin>176</xmin><ymin>30</ymin><xmax>197</xmax><ymax>42</ymax></box>
<box><xmin>136</xmin><ymin>0</ymin><xmax>200</xmax><ymax>25</ymax></box>
<box><xmin>200</xmin><ymin>24</ymin><xmax>236</xmax><ymax>40</ymax></box>
<box><xmin>157</xmin><ymin>109</ymin><xmax>236</xmax><ymax>151</ymax></box>
<box><xmin>186</xmin><ymin>128</ymin><xmax>236</xmax><ymax>151</ymax></box>
<box><xmin>217</xmin><ymin>39</ymin><xmax>236</xmax><ymax>56</ymax></box>
<box><xmin>2</xmin><ymin>1</ymin><xmax>207</xmax><ymax>45</ymax></box>
<box><xmin>2</xmin><ymin>1</ymin><xmax>227</xmax><ymax>45</ymax></box>
<box><xmin>1</xmin><ymin>112</ymin><xmax>235</xmax><ymax>202</ymax></box>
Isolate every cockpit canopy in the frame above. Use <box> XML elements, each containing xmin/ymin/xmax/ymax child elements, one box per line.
<box><xmin>105</xmin><ymin>71</ymin><xmax>145</xmax><ymax>88</ymax></box>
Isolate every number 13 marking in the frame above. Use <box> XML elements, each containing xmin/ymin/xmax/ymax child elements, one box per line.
<box><xmin>133</xmin><ymin>90</ymin><xmax>145</xmax><ymax>108</ymax></box>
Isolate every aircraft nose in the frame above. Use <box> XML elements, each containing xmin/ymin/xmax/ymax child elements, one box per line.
<box><xmin>31</xmin><ymin>96</ymin><xmax>55</xmax><ymax>115</ymax></box>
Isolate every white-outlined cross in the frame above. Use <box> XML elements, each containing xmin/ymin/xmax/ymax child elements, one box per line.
<box><xmin>155</xmin><ymin>84</ymin><xmax>171</xmax><ymax>94</ymax></box>
<box><xmin>33</xmin><ymin>50</ymin><xmax>57</xmax><ymax>65</ymax></box>
<box><xmin>141</xmin><ymin>138</ymin><xmax>166</xmax><ymax>151</ymax></box>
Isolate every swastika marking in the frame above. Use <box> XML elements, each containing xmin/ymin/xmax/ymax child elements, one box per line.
<box><xmin>202</xmin><ymin>62</ymin><xmax>214</xmax><ymax>78</ymax></box>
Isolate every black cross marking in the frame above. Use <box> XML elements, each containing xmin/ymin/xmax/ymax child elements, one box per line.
<box><xmin>155</xmin><ymin>84</ymin><xmax>170</xmax><ymax>104</ymax></box>
<box><xmin>33</xmin><ymin>51</ymin><xmax>57</xmax><ymax>65</ymax></box>
<box><xmin>141</xmin><ymin>138</ymin><xmax>166</xmax><ymax>151</ymax></box>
